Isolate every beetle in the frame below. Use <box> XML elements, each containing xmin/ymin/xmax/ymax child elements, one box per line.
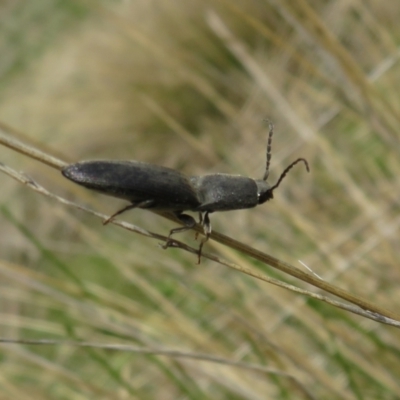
<box><xmin>62</xmin><ymin>122</ymin><xmax>309</xmax><ymax>259</ymax></box>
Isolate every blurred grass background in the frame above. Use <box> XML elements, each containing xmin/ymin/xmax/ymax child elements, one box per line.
<box><xmin>1</xmin><ymin>0</ymin><xmax>400</xmax><ymax>399</ymax></box>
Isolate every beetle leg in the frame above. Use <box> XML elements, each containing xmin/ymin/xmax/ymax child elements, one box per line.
<box><xmin>163</xmin><ymin>211</ymin><xmax>211</xmax><ymax>264</ymax></box>
<box><xmin>103</xmin><ymin>199</ymin><xmax>154</xmax><ymax>225</ymax></box>
<box><xmin>197</xmin><ymin>211</ymin><xmax>211</xmax><ymax>263</ymax></box>
<box><xmin>195</xmin><ymin>212</ymin><xmax>203</xmax><ymax>240</ymax></box>
<box><xmin>162</xmin><ymin>212</ymin><xmax>197</xmax><ymax>249</ymax></box>
<box><xmin>163</xmin><ymin>213</ymin><xmax>196</xmax><ymax>249</ymax></box>
<box><xmin>164</xmin><ymin>213</ymin><xmax>196</xmax><ymax>238</ymax></box>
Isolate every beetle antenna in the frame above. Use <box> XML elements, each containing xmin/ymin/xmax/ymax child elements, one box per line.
<box><xmin>269</xmin><ymin>158</ymin><xmax>310</xmax><ymax>192</ymax></box>
<box><xmin>263</xmin><ymin>120</ymin><xmax>274</xmax><ymax>181</ymax></box>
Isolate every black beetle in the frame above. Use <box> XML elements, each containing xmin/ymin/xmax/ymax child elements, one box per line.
<box><xmin>62</xmin><ymin>122</ymin><xmax>309</xmax><ymax>259</ymax></box>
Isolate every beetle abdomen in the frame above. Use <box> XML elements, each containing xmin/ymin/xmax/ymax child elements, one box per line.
<box><xmin>190</xmin><ymin>174</ymin><xmax>259</xmax><ymax>211</ymax></box>
<box><xmin>62</xmin><ymin>160</ymin><xmax>201</xmax><ymax>210</ymax></box>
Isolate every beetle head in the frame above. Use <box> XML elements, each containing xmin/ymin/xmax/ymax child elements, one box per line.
<box><xmin>258</xmin><ymin>158</ymin><xmax>309</xmax><ymax>204</ymax></box>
